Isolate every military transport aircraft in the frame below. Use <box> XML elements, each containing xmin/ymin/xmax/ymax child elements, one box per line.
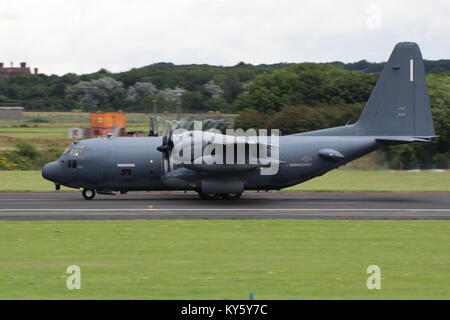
<box><xmin>42</xmin><ymin>42</ymin><xmax>435</xmax><ymax>200</ymax></box>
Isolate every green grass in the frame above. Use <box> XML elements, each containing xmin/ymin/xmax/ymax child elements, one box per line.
<box><xmin>287</xmin><ymin>170</ymin><xmax>450</xmax><ymax>192</ymax></box>
<box><xmin>0</xmin><ymin>112</ymin><xmax>237</xmax><ymax>138</ymax></box>
<box><xmin>0</xmin><ymin>220</ymin><xmax>448</xmax><ymax>299</ymax></box>
<box><xmin>0</xmin><ymin>171</ymin><xmax>61</xmax><ymax>192</ymax></box>
<box><xmin>0</xmin><ymin>136</ymin><xmax>71</xmax><ymax>152</ymax></box>
<box><xmin>0</xmin><ymin>126</ymin><xmax>71</xmax><ymax>139</ymax></box>
<box><xmin>0</xmin><ymin>112</ymin><xmax>90</xmax><ymax>127</ymax></box>
<box><xmin>0</xmin><ymin>112</ymin><xmax>158</xmax><ymax>126</ymax></box>
<box><xmin>0</xmin><ymin>125</ymin><xmax>162</xmax><ymax>138</ymax></box>
<box><xmin>0</xmin><ymin>111</ymin><xmax>153</xmax><ymax>139</ymax></box>
<box><xmin>0</xmin><ymin>170</ymin><xmax>448</xmax><ymax>192</ymax></box>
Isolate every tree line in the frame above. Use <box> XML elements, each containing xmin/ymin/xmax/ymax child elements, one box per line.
<box><xmin>234</xmin><ymin>65</ymin><xmax>449</xmax><ymax>169</ymax></box>
<box><xmin>0</xmin><ymin>62</ymin><xmax>287</xmax><ymax>113</ymax></box>
<box><xmin>1</xmin><ymin>59</ymin><xmax>450</xmax><ymax>113</ymax></box>
<box><xmin>0</xmin><ymin>59</ymin><xmax>448</xmax><ymax>169</ymax></box>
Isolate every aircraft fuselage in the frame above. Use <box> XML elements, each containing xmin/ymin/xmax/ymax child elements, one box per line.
<box><xmin>42</xmin><ymin>134</ymin><xmax>379</xmax><ymax>192</ymax></box>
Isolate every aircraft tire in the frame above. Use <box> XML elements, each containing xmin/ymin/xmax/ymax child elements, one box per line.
<box><xmin>82</xmin><ymin>188</ymin><xmax>96</xmax><ymax>200</ymax></box>
<box><xmin>198</xmin><ymin>192</ymin><xmax>220</xmax><ymax>200</ymax></box>
<box><xmin>222</xmin><ymin>192</ymin><xmax>242</xmax><ymax>200</ymax></box>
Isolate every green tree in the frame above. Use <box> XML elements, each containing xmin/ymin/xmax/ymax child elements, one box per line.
<box><xmin>181</xmin><ymin>91</ymin><xmax>204</xmax><ymax>112</ymax></box>
<box><xmin>234</xmin><ymin>63</ymin><xmax>376</xmax><ymax>113</ymax></box>
<box><xmin>234</xmin><ymin>108</ymin><xmax>271</xmax><ymax>130</ymax></box>
<box><xmin>66</xmin><ymin>77</ymin><xmax>126</xmax><ymax>111</ymax></box>
<box><xmin>382</xmin><ymin>73</ymin><xmax>450</xmax><ymax>169</ymax></box>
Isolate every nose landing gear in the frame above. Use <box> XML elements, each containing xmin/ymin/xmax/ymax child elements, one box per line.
<box><xmin>82</xmin><ymin>188</ymin><xmax>96</xmax><ymax>200</ymax></box>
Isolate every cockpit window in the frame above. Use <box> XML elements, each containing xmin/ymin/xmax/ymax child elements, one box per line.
<box><xmin>63</xmin><ymin>144</ymin><xmax>85</xmax><ymax>156</ymax></box>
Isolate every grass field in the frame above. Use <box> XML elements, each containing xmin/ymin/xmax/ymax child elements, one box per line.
<box><xmin>0</xmin><ymin>170</ymin><xmax>448</xmax><ymax>192</ymax></box>
<box><xmin>0</xmin><ymin>136</ymin><xmax>71</xmax><ymax>152</ymax></box>
<box><xmin>286</xmin><ymin>170</ymin><xmax>450</xmax><ymax>192</ymax></box>
<box><xmin>0</xmin><ymin>110</ymin><xmax>169</xmax><ymax>139</ymax></box>
<box><xmin>0</xmin><ymin>111</ymin><xmax>168</xmax><ymax>126</ymax></box>
<box><xmin>0</xmin><ymin>125</ymin><xmax>150</xmax><ymax>139</ymax></box>
<box><xmin>0</xmin><ymin>111</ymin><xmax>236</xmax><ymax>131</ymax></box>
<box><xmin>0</xmin><ymin>220</ymin><xmax>448</xmax><ymax>299</ymax></box>
<box><xmin>0</xmin><ymin>126</ymin><xmax>72</xmax><ymax>139</ymax></box>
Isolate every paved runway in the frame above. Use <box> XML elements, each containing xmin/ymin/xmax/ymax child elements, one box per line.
<box><xmin>0</xmin><ymin>192</ymin><xmax>449</xmax><ymax>220</ymax></box>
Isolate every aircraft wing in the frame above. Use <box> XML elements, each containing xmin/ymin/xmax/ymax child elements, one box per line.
<box><xmin>169</xmin><ymin>131</ymin><xmax>280</xmax><ymax>172</ymax></box>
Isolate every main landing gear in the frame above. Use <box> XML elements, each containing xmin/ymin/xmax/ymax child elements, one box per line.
<box><xmin>80</xmin><ymin>189</ymin><xmax>242</xmax><ymax>200</ymax></box>
<box><xmin>222</xmin><ymin>192</ymin><xmax>242</xmax><ymax>200</ymax></box>
<box><xmin>197</xmin><ymin>192</ymin><xmax>242</xmax><ymax>200</ymax></box>
<box><xmin>82</xmin><ymin>188</ymin><xmax>96</xmax><ymax>200</ymax></box>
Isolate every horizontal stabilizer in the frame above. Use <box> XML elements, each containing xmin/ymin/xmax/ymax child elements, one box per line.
<box><xmin>376</xmin><ymin>136</ymin><xmax>437</xmax><ymax>144</ymax></box>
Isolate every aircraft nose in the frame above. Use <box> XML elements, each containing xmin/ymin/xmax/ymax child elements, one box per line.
<box><xmin>42</xmin><ymin>161</ymin><xmax>60</xmax><ymax>182</ymax></box>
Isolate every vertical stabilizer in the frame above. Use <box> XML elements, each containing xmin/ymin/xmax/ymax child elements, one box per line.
<box><xmin>356</xmin><ymin>42</ymin><xmax>435</xmax><ymax>137</ymax></box>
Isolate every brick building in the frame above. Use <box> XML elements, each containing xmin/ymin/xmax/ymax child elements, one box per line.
<box><xmin>0</xmin><ymin>62</ymin><xmax>38</xmax><ymax>80</ymax></box>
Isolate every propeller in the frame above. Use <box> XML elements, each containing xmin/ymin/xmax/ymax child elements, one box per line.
<box><xmin>156</xmin><ymin>135</ymin><xmax>174</xmax><ymax>154</ymax></box>
<box><xmin>157</xmin><ymin>123</ymin><xmax>175</xmax><ymax>173</ymax></box>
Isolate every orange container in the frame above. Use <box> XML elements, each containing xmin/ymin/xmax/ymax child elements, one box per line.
<box><xmin>90</xmin><ymin>112</ymin><xmax>126</xmax><ymax>129</ymax></box>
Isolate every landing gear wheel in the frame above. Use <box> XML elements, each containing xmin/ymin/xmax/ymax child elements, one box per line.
<box><xmin>198</xmin><ymin>192</ymin><xmax>220</xmax><ymax>200</ymax></box>
<box><xmin>222</xmin><ymin>192</ymin><xmax>242</xmax><ymax>200</ymax></box>
<box><xmin>82</xmin><ymin>189</ymin><xmax>96</xmax><ymax>200</ymax></box>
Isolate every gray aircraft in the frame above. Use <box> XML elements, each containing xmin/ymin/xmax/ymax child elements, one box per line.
<box><xmin>42</xmin><ymin>42</ymin><xmax>435</xmax><ymax>200</ymax></box>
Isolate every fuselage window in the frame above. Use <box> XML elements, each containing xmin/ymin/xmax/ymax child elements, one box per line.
<box><xmin>68</xmin><ymin>160</ymin><xmax>77</xmax><ymax>168</ymax></box>
<box><xmin>70</xmin><ymin>145</ymin><xmax>84</xmax><ymax>156</ymax></box>
<box><xmin>63</xmin><ymin>145</ymin><xmax>84</xmax><ymax>156</ymax></box>
<box><xmin>121</xmin><ymin>169</ymin><xmax>132</xmax><ymax>176</ymax></box>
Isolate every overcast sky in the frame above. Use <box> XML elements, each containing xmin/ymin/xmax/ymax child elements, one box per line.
<box><xmin>1</xmin><ymin>0</ymin><xmax>449</xmax><ymax>75</ymax></box>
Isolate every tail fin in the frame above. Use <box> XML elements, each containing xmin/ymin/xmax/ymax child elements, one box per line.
<box><xmin>356</xmin><ymin>42</ymin><xmax>435</xmax><ymax>137</ymax></box>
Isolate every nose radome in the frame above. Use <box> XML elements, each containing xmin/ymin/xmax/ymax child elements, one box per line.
<box><xmin>42</xmin><ymin>161</ymin><xmax>60</xmax><ymax>182</ymax></box>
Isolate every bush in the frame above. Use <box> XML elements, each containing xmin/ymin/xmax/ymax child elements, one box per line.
<box><xmin>0</xmin><ymin>156</ymin><xmax>17</xmax><ymax>170</ymax></box>
<box><xmin>0</xmin><ymin>145</ymin><xmax>63</xmax><ymax>170</ymax></box>
<box><xmin>27</xmin><ymin>118</ymin><xmax>50</xmax><ymax>123</ymax></box>
<box><xmin>234</xmin><ymin>108</ymin><xmax>271</xmax><ymax>130</ymax></box>
<box><xmin>234</xmin><ymin>104</ymin><xmax>362</xmax><ymax>134</ymax></box>
<box><xmin>15</xmin><ymin>141</ymin><xmax>39</xmax><ymax>159</ymax></box>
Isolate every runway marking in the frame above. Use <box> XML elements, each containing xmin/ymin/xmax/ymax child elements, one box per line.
<box><xmin>0</xmin><ymin>209</ymin><xmax>449</xmax><ymax>212</ymax></box>
<box><xmin>0</xmin><ymin>199</ymin><xmax>61</xmax><ymax>201</ymax></box>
